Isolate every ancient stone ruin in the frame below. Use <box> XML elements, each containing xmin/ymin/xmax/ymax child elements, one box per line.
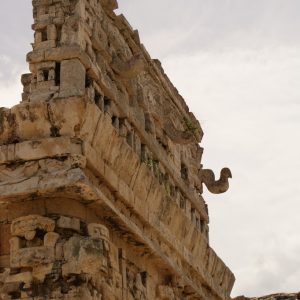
<box><xmin>0</xmin><ymin>0</ymin><xmax>237</xmax><ymax>299</ymax></box>
<box><xmin>234</xmin><ymin>293</ymin><xmax>300</xmax><ymax>300</ymax></box>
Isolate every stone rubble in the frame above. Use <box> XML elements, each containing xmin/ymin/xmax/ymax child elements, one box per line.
<box><xmin>234</xmin><ymin>293</ymin><xmax>300</xmax><ymax>300</ymax></box>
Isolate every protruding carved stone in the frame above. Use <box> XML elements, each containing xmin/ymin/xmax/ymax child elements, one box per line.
<box><xmin>156</xmin><ymin>285</ymin><xmax>175</xmax><ymax>300</ymax></box>
<box><xmin>200</xmin><ymin>167</ymin><xmax>232</xmax><ymax>194</ymax></box>
<box><xmin>111</xmin><ymin>53</ymin><xmax>145</xmax><ymax>78</ymax></box>
<box><xmin>57</xmin><ymin>216</ymin><xmax>81</xmax><ymax>232</ymax></box>
<box><xmin>100</xmin><ymin>0</ymin><xmax>119</xmax><ymax>11</ymax></box>
<box><xmin>11</xmin><ymin>215</ymin><xmax>55</xmax><ymax>237</ymax></box>
<box><xmin>164</xmin><ymin>119</ymin><xmax>203</xmax><ymax>144</ymax></box>
<box><xmin>88</xmin><ymin>223</ymin><xmax>110</xmax><ymax>240</ymax></box>
<box><xmin>62</xmin><ymin>236</ymin><xmax>108</xmax><ymax>276</ymax></box>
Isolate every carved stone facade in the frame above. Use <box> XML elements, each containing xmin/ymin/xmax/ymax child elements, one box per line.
<box><xmin>0</xmin><ymin>0</ymin><xmax>234</xmax><ymax>299</ymax></box>
<box><xmin>1</xmin><ymin>214</ymin><xmax>116</xmax><ymax>299</ymax></box>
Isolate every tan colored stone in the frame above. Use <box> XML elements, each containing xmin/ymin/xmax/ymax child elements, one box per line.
<box><xmin>57</xmin><ymin>216</ymin><xmax>80</xmax><ymax>232</ymax></box>
<box><xmin>45</xmin><ymin>198</ymin><xmax>87</xmax><ymax>220</ymax></box>
<box><xmin>62</xmin><ymin>236</ymin><xmax>108</xmax><ymax>277</ymax></box>
<box><xmin>156</xmin><ymin>285</ymin><xmax>175</xmax><ymax>300</ymax></box>
<box><xmin>44</xmin><ymin>232</ymin><xmax>60</xmax><ymax>247</ymax></box>
<box><xmin>0</xmin><ymin>255</ymin><xmax>10</xmax><ymax>268</ymax></box>
<box><xmin>10</xmin><ymin>246</ymin><xmax>55</xmax><ymax>268</ymax></box>
<box><xmin>11</xmin><ymin>215</ymin><xmax>55</xmax><ymax>237</ymax></box>
<box><xmin>5</xmin><ymin>271</ymin><xmax>32</xmax><ymax>284</ymax></box>
<box><xmin>60</xmin><ymin>59</ymin><xmax>86</xmax><ymax>98</ymax></box>
<box><xmin>0</xmin><ymin>225</ymin><xmax>11</xmax><ymax>255</ymax></box>
<box><xmin>32</xmin><ymin>263</ymin><xmax>54</xmax><ymax>282</ymax></box>
<box><xmin>4</xmin><ymin>199</ymin><xmax>46</xmax><ymax>222</ymax></box>
<box><xmin>24</xmin><ymin>230</ymin><xmax>36</xmax><ymax>241</ymax></box>
<box><xmin>88</xmin><ymin>223</ymin><xmax>109</xmax><ymax>240</ymax></box>
<box><xmin>0</xmin><ymin>0</ymin><xmax>236</xmax><ymax>298</ymax></box>
<box><xmin>9</xmin><ymin>237</ymin><xmax>21</xmax><ymax>252</ymax></box>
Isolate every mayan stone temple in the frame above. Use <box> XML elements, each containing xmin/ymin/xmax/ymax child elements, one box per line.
<box><xmin>0</xmin><ymin>0</ymin><xmax>238</xmax><ymax>299</ymax></box>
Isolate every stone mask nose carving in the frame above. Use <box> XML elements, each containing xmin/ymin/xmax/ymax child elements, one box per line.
<box><xmin>200</xmin><ymin>167</ymin><xmax>232</xmax><ymax>194</ymax></box>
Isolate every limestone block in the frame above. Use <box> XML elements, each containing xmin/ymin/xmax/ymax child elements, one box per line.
<box><xmin>0</xmin><ymin>256</ymin><xmax>10</xmax><ymax>268</ymax></box>
<box><xmin>111</xmin><ymin>53</ymin><xmax>145</xmax><ymax>78</ymax></box>
<box><xmin>168</xmin><ymin>205</ymin><xmax>187</xmax><ymax>239</ymax></box>
<box><xmin>196</xmin><ymin>237</ymin><xmax>209</xmax><ymax>264</ymax></box>
<box><xmin>35</xmin><ymin>80</ymin><xmax>56</xmax><ymax>90</ymax></box>
<box><xmin>74</xmin><ymin>0</ymin><xmax>86</xmax><ymax>19</ymax></box>
<box><xmin>57</xmin><ymin>216</ymin><xmax>80</xmax><ymax>232</ymax></box>
<box><xmin>104</xmin><ymin>163</ymin><xmax>119</xmax><ymax>192</ymax></box>
<box><xmin>45</xmin><ymin>198</ymin><xmax>87</xmax><ymax>220</ymax></box>
<box><xmin>9</xmin><ymin>238</ymin><xmax>22</xmax><ymax>257</ymax></box>
<box><xmin>156</xmin><ymin>285</ymin><xmax>175</xmax><ymax>300</ymax></box>
<box><xmin>29</xmin><ymin>90</ymin><xmax>57</xmax><ymax>102</ymax></box>
<box><xmin>158</xmin><ymin>197</ymin><xmax>178</xmax><ymax>228</ymax></box>
<box><xmin>0</xmin><ymin>225</ymin><xmax>11</xmax><ymax>256</ymax></box>
<box><xmin>92</xmin><ymin>113</ymin><xmax>116</xmax><ymax>155</ymax></box>
<box><xmin>207</xmin><ymin>249</ymin><xmax>217</xmax><ymax>276</ymax></box>
<box><xmin>47</xmin><ymin>98</ymin><xmax>85</xmax><ymax>138</ymax></box>
<box><xmin>100</xmin><ymin>0</ymin><xmax>118</xmax><ymax>10</ymax></box>
<box><xmin>24</xmin><ymin>230</ymin><xmax>36</xmax><ymax>241</ymax></box>
<box><xmin>134</xmin><ymin>195</ymin><xmax>150</xmax><ymax>222</ymax></box>
<box><xmin>13</xmin><ymin>138</ymin><xmax>73</xmax><ymax>162</ymax></box>
<box><xmin>213</xmin><ymin>261</ymin><xmax>226</xmax><ymax>286</ymax></box>
<box><xmin>146</xmin><ymin>181</ymin><xmax>164</xmax><ymax>217</ymax></box>
<box><xmin>55</xmin><ymin>242</ymin><xmax>64</xmax><ymax>260</ymax></box>
<box><xmin>21</xmin><ymin>73</ymin><xmax>32</xmax><ymax>88</ymax></box>
<box><xmin>79</xmin><ymin>102</ymin><xmax>102</xmax><ymax>144</ymax></box>
<box><xmin>44</xmin><ymin>232</ymin><xmax>60</xmax><ymax>247</ymax></box>
<box><xmin>0</xmin><ymin>108</ymin><xmax>15</xmax><ymax>145</ymax></box>
<box><xmin>47</xmin><ymin>24</ymin><xmax>57</xmax><ymax>40</ymax></box>
<box><xmin>12</xmin><ymin>101</ymin><xmax>51</xmax><ymax>143</ymax></box>
<box><xmin>109</xmin><ymin>243</ymin><xmax>119</xmax><ymax>271</ymax></box>
<box><xmin>62</xmin><ymin>236</ymin><xmax>108</xmax><ymax>277</ymax></box>
<box><xmin>60</xmin><ymin>59</ymin><xmax>86</xmax><ymax>98</ymax></box>
<box><xmin>132</xmin><ymin>164</ymin><xmax>153</xmax><ymax>201</ymax></box>
<box><xmin>10</xmin><ymin>246</ymin><xmax>55</xmax><ymax>268</ymax></box>
<box><xmin>87</xmin><ymin>223</ymin><xmax>109</xmax><ymax>240</ymax></box>
<box><xmin>61</xmin><ymin>15</ymin><xmax>87</xmax><ymax>49</ymax></box>
<box><xmin>0</xmin><ymin>161</ymin><xmax>39</xmax><ymax>186</ymax></box>
<box><xmin>117</xmin><ymin>177</ymin><xmax>135</xmax><ymax>208</ymax></box>
<box><xmin>105</xmin><ymin>132</ymin><xmax>124</xmax><ymax>167</ymax></box>
<box><xmin>113</xmin><ymin>142</ymin><xmax>141</xmax><ymax>187</ymax></box>
<box><xmin>83</xmin><ymin>142</ymin><xmax>105</xmax><ymax>177</ymax></box>
<box><xmin>34</xmin><ymin>40</ymin><xmax>57</xmax><ymax>50</ymax></box>
<box><xmin>32</xmin><ymin>263</ymin><xmax>54</xmax><ymax>282</ymax></box>
<box><xmin>3</xmin><ymin>199</ymin><xmax>46</xmax><ymax>223</ymax></box>
<box><xmin>11</xmin><ymin>215</ymin><xmax>55</xmax><ymax>238</ymax></box>
<box><xmin>5</xmin><ymin>271</ymin><xmax>32</xmax><ymax>284</ymax></box>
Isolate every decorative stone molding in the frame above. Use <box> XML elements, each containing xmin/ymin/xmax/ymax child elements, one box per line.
<box><xmin>1</xmin><ymin>214</ymin><xmax>118</xmax><ymax>299</ymax></box>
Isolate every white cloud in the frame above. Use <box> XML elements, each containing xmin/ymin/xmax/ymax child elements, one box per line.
<box><xmin>161</xmin><ymin>45</ymin><xmax>300</xmax><ymax>296</ymax></box>
<box><xmin>0</xmin><ymin>78</ymin><xmax>23</xmax><ymax>108</ymax></box>
<box><xmin>0</xmin><ymin>58</ymin><xmax>27</xmax><ymax>107</ymax></box>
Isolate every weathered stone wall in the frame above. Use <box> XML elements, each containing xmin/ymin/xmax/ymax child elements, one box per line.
<box><xmin>0</xmin><ymin>0</ymin><xmax>234</xmax><ymax>299</ymax></box>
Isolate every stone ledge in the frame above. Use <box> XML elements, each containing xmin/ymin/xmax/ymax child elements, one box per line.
<box><xmin>0</xmin><ymin>142</ymin><xmax>234</xmax><ymax>299</ymax></box>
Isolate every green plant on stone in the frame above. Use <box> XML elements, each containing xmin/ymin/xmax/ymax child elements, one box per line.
<box><xmin>145</xmin><ymin>158</ymin><xmax>158</xmax><ymax>169</ymax></box>
<box><xmin>183</xmin><ymin>117</ymin><xmax>199</xmax><ymax>133</ymax></box>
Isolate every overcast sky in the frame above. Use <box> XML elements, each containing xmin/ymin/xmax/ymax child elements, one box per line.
<box><xmin>1</xmin><ymin>0</ymin><xmax>300</xmax><ymax>297</ymax></box>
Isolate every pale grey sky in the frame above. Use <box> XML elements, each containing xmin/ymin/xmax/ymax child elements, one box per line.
<box><xmin>1</xmin><ymin>1</ymin><xmax>300</xmax><ymax>297</ymax></box>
